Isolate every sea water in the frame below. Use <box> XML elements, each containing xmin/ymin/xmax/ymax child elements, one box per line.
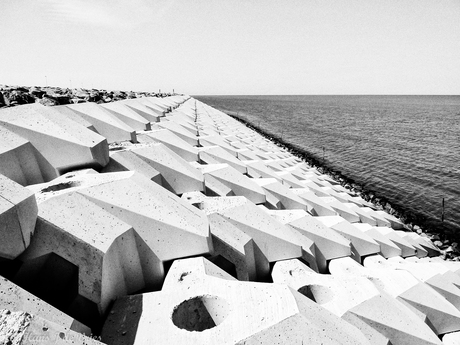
<box><xmin>195</xmin><ymin>95</ymin><xmax>460</xmax><ymax>238</ymax></box>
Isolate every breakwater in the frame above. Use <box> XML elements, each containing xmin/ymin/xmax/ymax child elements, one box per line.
<box><xmin>1</xmin><ymin>90</ymin><xmax>460</xmax><ymax>344</ymax></box>
<box><xmin>195</xmin><ymin>95</ymin><xmax>460</xmax><ymax>251</ymax></box>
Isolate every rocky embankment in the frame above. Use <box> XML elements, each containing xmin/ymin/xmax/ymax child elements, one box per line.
<box><xmin>0</xmin><ymin>84</ymin><xmax>174</xmax><ymax>108</ymax></box>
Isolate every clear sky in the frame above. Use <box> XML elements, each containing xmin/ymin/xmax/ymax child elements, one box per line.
<box><xmin>1</xmin><ymin>0</ymin><xmax>459</xmax><ymax>95</ymax></box>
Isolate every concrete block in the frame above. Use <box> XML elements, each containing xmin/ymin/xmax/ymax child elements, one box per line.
<box><xmin>199</xmin><ymin>146</ymin><xmax>247</xmax><ymax>174</ymax></box>
<box><xmin>199</xmin><ymin>195</ymin><xmax>303</xmax><ymax>272</ymax></box>
<box><xmin>0</xmin><ymin>174</ymin><xmax>37</xmax><ymax>259</ymax></box>
<box><xmin>120</xmin><ymin>99</ymin><xmax>163</xmax><ymax>122</ymax></box>
<box><xmin>332</xmin><ymin>256</ymin><xmax>460</xmax><ymax>335</ymax></box>
<box><xmin>140</xmin><ymin>129</ymin><xmax>199</xmax><ymax>162</ymax></box>
<box><xmin>0</xmin><ymin>276</ymin><xmax>90</xmax><ymax>334</ymax></box>
<box><xmin>285</xmin><ymin>213</ymin><xmax>350</xmax><ymax>272</ymax></box>
<box><xmin>101</xmin><ymin>150</ymin><xmax>163</xmax><ymax>185</ymax></box>
<box><xmin>201</xmin><ymin>164</ymin><xmax>266</xmax><ymax>204</ymax></box>
<box><xmin>64</xmin><ymin>103</ymin><xmax>137</xmax><ymax>143</ymax></box>
<box><xmin>102</xmin><ymin>101</ymin><xmax>160</xmax><ymax>124</ymax></box>
<box><xmin>101</xmin><ymin>257</ymin><xmax>371</xmax><ymax>345</ymax></box>
<box><xmin>0</xmin><ymin>126</ymin><xmax>56</xmax><ymax>185</ymax></box>
<box><xmin>127</xmin><ymin>143</ymin><xmax>204</xmax><ymax>194</ymax></box>
<box><xmin>373</xmin><ymin>227</ymin><xmax>417</xmax><ymax>257</ymax></box>
<box><xmin>254</xmin><ymin>178</ymin><xmax>308</xmax><ymax>210</ymax></box>
<box><xmin>319</xmin><ymin>197</ymin><xmax>361</xmax><ymax>223</ymax></box>
<box><xmin>272</xmin><ymin>259</ymin><xmax>443</xmax><ymax>345</ymax></box>
<box><xmin>208</xmin><ymin>213</ymin><xmax>257</xmax><ymax>281</ymax></box>
<box><xmin>198</xmin><ymin>135</ymin><xmax>238</xmax><ymax>157</ymax></box>
<box><xmin>18</xmin><ymin>192</ymin><xmax>146</xmax><ymax>313</ymax></box>
<box><xmin>158</xmin><ymin>121</ymin><xmax>198</xmax><ymax>146</ymax></box>
<box><xmin>97</xmin><ymin>102</ymin><xmax>151</xmax><ymax>130</ymax></box>
<box><xmin>0</xmin><ymin>309</ymin><xmax>103</xmax><ymax>345</ymax></box>
<box><xmin>244</xmin><ymin>160</ymin><xmax>283</xmax><ymax>181</ymax></box>
<box><xmin>0</xmin><ymin>104</ymin><xmax>109</xmax><ymax>175</ymax></box>
<box><xmin>329</xmin><ymin>220</ymin><xmax>381</xmax><ymax>262</ymax></box>
<box><xmin>291</xmin><ymin>188</ymin><xmax>338</xmax><ymax>216</ymax></box>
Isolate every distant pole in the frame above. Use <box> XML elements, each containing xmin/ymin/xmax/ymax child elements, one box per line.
<box><xmin>70</xmin><ymin>79</ymin><xmax>72</xmax><ymax>89</ymax></box>
<box><xmin>442</xmin><ymin>198</ymin><xmax>445</xmax><ymax>222</ymax></box>
<box><xmin>45</xmin><ymin>76</ymin><xmax>48</xmax><ymax>86</ymax></box>
<box><xmin>322</xmin><ymin>147</ymin><xmax>325</xmax><ymax>164</ymax></box>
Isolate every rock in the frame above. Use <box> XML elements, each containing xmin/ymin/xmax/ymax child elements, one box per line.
<box><xmin>39</xmin><ymin>97</ymin><xmax>59</xmax><ymax>106</ymax></box>
<box><xmin>434</xmin><ymin>240</ymin><xmax>443</xmax><ymax>247</ymax></box>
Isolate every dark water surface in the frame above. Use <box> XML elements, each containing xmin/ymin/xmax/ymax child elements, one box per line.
<box><xmin>195</xmin><ymin>95</ymin><xmax>460</xmax><ymax>238</ymax></box>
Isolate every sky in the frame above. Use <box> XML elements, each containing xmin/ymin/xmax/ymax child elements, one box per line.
<box><xmin>0</xmin><ymin>0</ymin><xmax>459</xmax><ymax>95</ymax></box>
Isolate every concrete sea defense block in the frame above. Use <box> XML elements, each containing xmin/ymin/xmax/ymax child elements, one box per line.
<box><xmin>272</xmin><ymin>259</ymin><xmax>443</xmax><ymax>345</ymax></box>
<box><xmin>101</xmin><ymin>257</ymin><xmax>371</xmax><ymax>345</ymax></box>
<box><xmin>0</xmin><ymin>276</ymin><xmax>90</xmax><ymax>334</ymax></box>
<box><xmin>0</xmin><ymin>126</ymin><xmax>55</xmax><ymax>185</ymax></box>
<box><xmin>0</xmin><ymin>174</ymin><xmax>37</xmax><ymax>259</ymax></box>
<box><xmin>140</xmin><ymin>128</ymin><xmax>199</xmax><ymax>162</ymax></box>
<box><xmin>0</xmin><ymin>309</ymin><xmax>103</xmax><ymax>345</ymax></box>
<box><xmin>64</xmin><ymin>103</ymin><xmax>137</xmax><ymax>143</ymax></box>
<box><xmin>200</xmin><ymin>164</ymin><xmax>265</xmax><ymax>204</ymax></box>
<box><xmin>0</xmin><ymin>104</ymin><xmax>109</xmax><ymax>176</ymax></box>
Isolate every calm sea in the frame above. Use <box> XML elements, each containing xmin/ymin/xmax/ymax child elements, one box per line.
<box><xmin>195</xmin><ymin>95</ymin><xmax>460</xmax><ymax>239</ymax></box>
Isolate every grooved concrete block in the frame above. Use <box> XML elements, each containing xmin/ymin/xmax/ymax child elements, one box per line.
<box><xmin>286</xmin><ymin>214</ymin><xmax>351</xmax><ymax>273</ymax></box>
<box><xmin>328</xmin><ymin>220</ymin><xmax>381</xmax><ymax>262</ymax></box>
<box><xmin>208</xmin><ymin>213</ymin><xmax>257</xmax><ymax>281</ymax></box>
<box><xmin>199</xmin><ymin>146</ymin><xmax>247</xmax><ymax>174</ymax></box>
<box><xmin>0</xmin><ymin>126</ymin><xmax>56</xmax><ymax>185</ymax></box>
<box><xmin>101</xmin><ymin>257</ymin><xmax>371</xmax><ymax>345</ymax></box>
<box><xmin>272</xmin><ymin>259</ymin><xmax>444</xmax><ymax>345</ymax></box>
<box><xmin>200</xmin><ymin>164</ymin><xmax>265</xmax><ymax>204</ymax></box>
<box><xmin>373</xmin><ymin>227</ymin><xmax>417</xmax><ymax>257</ymax></box>
<box><xmin>199</xmin><ymin>195</ymin><xmax>303</xmax><ymax>275</ymax></box>
<box><xmin>127</xmin><ymin>143</ymin><xmax>204</xmax><ymax>194</ymax></box>
<box><xmin>18</xmin><ymin>192</ymin><xmax>146</xmax><ymax>314</ymax></box>
<box><xmin>158</xmin><ymin>121</ymin><xmax>198</xmax><ymax>146</ymax></box>
<box><xmin>0</xmin><ymin>277</ymin><xmax>90</xmax><ymax>334</ymax></box>
<box><xmin>254</xmin><ymin>178</ymin><xmax>308</xmax><ymax>210</ymax></box>
<box><xmin>244</xmin><ymin>160</ymin><xmax>283</xmax><ymax>181</ymax></box>
<box><xmin>198</xmin><ymin>135</ymin><xmax>238</xmax><ymax>157</ymax></box>
<box><xmin>291</xmin><ymin>189</ymin><xmax>338</xmax><ymax>216</ymax></box>
<box><xmin>120</xmin><ymin>99</ymin><xmax>163</xmax><ymax>122</ymax></box>
<box><xmin>102</xmin><ymin>150</ymin><xmax>163</xmax><ymax>184</ymax></box>
<box><xmin>102</xmin><ymin>101</ymin><xmax>159</xmax><ymax>125</ymax></box>
<box><xmin>140</xmin><ymin>129</ymin><xmax>199</xmax><ymax>162</ymax></box>
<box><xmin>64</xmin><ymin>103</ymin><xmax>137</xmax><ymax>143</ymax></box>
<box><xmin>0</xmin><ymin>104</ymin><xmax>109</xmax><ymax>175</ymax></box>
<box><xmin>0</xmin><ymin>174</ymin><xmax>37</xmax><ymax>259</ymax></box>
<box><xmin>331</xmin><ymin>256</ymin><xmax>460</xmax><ymax>336</ymax></box>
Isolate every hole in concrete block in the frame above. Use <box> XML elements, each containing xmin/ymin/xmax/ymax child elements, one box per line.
<box><xmin>172</xmin><ymin>295</ymin><xmax>230</xmax><ymax>332</ymax></box>
<box><xmin>298</xmin><ymin>284</ymin><xmax>334</xmax><ymax>305</ymax></box>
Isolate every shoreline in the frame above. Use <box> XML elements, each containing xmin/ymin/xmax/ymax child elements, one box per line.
<box><xmin>223</xmin><ymin>109</ymin><xmax>459</xmax><ymax>257</ymax></box>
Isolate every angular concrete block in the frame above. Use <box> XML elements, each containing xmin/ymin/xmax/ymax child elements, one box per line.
<box><xmin>0</xmin><ymin>174</ymin><xmax>38</xmax><ymax>259</ymax></box>
<box><xmin>199</xmin><ymin>146</ymin><xmax>247</xmax><ymax>174</ymax></box>
<box><xmin>140</xmin><ymin>129</ymin><xmax>199</xmax><ymax>162</ymax></box>
<box><xmin>0</xmin><ymin>276</ymin><xmax>90</xmax><ymax>334</ymax></box>
<box><xmin>102</xmin><ymin>257</ymin><xmax>371</xmax><ymax>345</ymax></box>
<box><xmin>127</xmin><ymin>143</ymin><xmax>204</xmax><ymax>195</ymax></box>
<box><xmin>64</xmin><ymin>103</ymin><xmax>137</xmax><ymax>143</ymax></box>
<box><xmin>201</xmin><ymin>164</ymin><xmax>266</xmax><ymax>204</ymax></box>
<box><xmin>254</xmin><ymin>178</ymin><xmax>308</xmax><ymax>210</ymax></box>
<box><xmin>0</xmin><ymin>104</ymin><xmax>109</xmax><ymax>175</ymax></box>
<box><xmin>208</xmin><ymin>213</ymin><xmax>257</xmax><ymax>281</ymax></box>
<box><xmin>0</xmin><ymin>309</ymin><xmax>103</xmax><ymax>345</ymax></box>
<box><xmin>272</xmin><ymin>259</ymin><xmax>443</xmax><ymax>345</ymax></box>
<box><xmin>102</xmin><ymin>150</ymin><xmax>162</xmax><ymax>185</ymax></box>
<box><xmin>332</xmin><ymin>256</ymin><xmax>460</xmax><ymax>335</ymax></box>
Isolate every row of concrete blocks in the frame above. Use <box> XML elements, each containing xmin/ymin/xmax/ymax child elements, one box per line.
<box><xmin>1</xmin><ymin>97</ymin><xmax>460</xmax><ymax>344</ymax></box>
